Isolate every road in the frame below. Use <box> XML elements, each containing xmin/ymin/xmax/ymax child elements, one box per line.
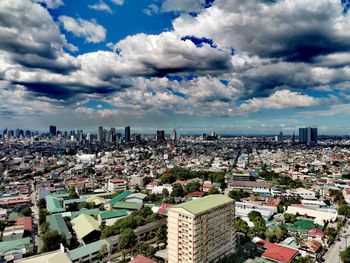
<box><xmin>324</xmin><ymin>224</ymin><xmax>350</xmax><ymax>263</ymax></box>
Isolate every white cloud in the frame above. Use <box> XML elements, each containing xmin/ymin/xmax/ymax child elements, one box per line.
<box><xmin>58</xmin><ymin>16</ymin><xmax>106</xmax><ymax>43</ymax></box>
<box><xmin>161</xmin><ymin>0</ymin><xmax>204</xmax><ymax>13</ymax></box>
<box><xmin>239</xmin><ymin>90</ymin><xmax>320</xmax><ymax>112</ymax></box>
<box><xmin>110</xmin><ymin>0</ymin><xmax>124</xmax><ymax>5</ymax></box>
<box><xmin>88</xmin><ymin>1</ymin><xmax>113</xmax><ymax>14</ymax></box>
<box><xmin>35</xmin><ymin>0</ymin><xmax>63</xmax><ymax>9</ymax></box>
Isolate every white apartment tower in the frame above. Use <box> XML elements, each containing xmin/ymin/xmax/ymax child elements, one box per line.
<box><xmin>168</xmin><ymin>195</ymin><xmax>236</xmax><ymax>263</ymax></box>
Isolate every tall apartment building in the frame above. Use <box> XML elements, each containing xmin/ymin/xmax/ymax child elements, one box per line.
<box><xmin>168</xmin><ymin>195</ymin><xmax>235</xmax><ymax>263</ymax></box>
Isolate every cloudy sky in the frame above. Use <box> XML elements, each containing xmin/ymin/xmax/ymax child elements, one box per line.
<box><xmin>1</xmin><ymin>0</ymin><xmax>350</xmax><ymax>134</ymax></box>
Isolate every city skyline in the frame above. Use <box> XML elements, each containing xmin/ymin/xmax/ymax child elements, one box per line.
<box><xmin>2</xmin><ymin>1</ymin><xmax>350</xmax><ymax>134</ymax></box>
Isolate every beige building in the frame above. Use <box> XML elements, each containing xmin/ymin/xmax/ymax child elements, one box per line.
<box><xmin>168</xmin><ymin>194</ymin><xmax>236</xmax><ymax>263</ymax></box>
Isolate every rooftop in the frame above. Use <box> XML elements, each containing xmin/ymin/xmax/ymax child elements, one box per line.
<box><xmin>68</xmin><ymin>239</ymin><xmax>108</xmax><ymax>261</ymax></box>
<box><xmin>46</xmin><ymin>214</ymin><xmax>72</xmax><ymax>239</ymax></box>
<box><xmin>171</xmin><ymin>194</ymin><xmax>233</xmax><ymax>216</ymax></box>
<box><xmin>71</xmin><ymin>214</ymin><xmax>99</xmax><ymax>240</ymax></box>
<box><xmin>99</xmin><ymin>210</ymin><xmax>128</xmax><ymax>220</ymax></box>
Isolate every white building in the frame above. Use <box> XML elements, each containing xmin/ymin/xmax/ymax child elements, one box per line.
<box><xmin>235</xmin><ymin>201</ymin><xmax>276</xmax><ymax>220</ymax></box>
<box><xmin>106</xmin><ymin>179</ymin><xmax>127</xmax><ymax>192</ymax></box>
<box><xmin>76</xmin><ymin>154</ymin><xmax>96</xmax><ymax>165</ymax></box>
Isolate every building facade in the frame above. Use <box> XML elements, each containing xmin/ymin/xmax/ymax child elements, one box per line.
<box><xmin>168</xmin><ymin>195</ymin><xmax>236</xmax><ymax>263</ymax></box>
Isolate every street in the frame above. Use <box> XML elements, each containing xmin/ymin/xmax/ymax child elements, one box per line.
<box><xmin>324</xmin><ymin>224</ymin><xmax>350</xmax><ymax>263</ymax></box>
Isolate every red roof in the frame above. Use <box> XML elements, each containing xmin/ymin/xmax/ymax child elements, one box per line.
<box><xmin>110</xmin><ymin>179</ymin><xmax>126</xmax><ymax>183</ymax></box>
<box><xmin>16</xmin><ymin>217</ymin><xmax>32</xmax><ymax>231</ymax></box>
<box><xmin>129</xmin><ymin>255</ymin><xmax>157</xmax><ymax>263</ymax></box>
<box><xmin>257</xmin><ymin>240</ymin><xmax>298</xmax><ymax>263</ymax></box>
<box><xmin>0</xmin><ymin>199</ymin><xmax>29</xmax><ymax>206</ymax></box>
<box><xmin>186</xmin><ymin>191</ymin><xmax>205</xmax><ymax>197</ymax></box>
<box><xmin>158</xmin><ymin>203</ymin><xmax>173</xmax><ymax>215</ymax></box>
<box><xmin>307</xmin><ymin>229</ymin><xmax>325</xmax><ymax>238</ymax></box>
<box><xmin>290</xmin><ymin>203</ymin><xmax>304</xmax><ymax>207</ymax></box>
<box><xmin>266</xmin><ymin>198</ymin><xmax>281</xmax><ymax>207</ymax></box>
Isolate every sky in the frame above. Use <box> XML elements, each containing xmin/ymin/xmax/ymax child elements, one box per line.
<box><xmin>2</xmin><ymin>0</ymin><xmax>350</xmax><ymax>135</ymax></box>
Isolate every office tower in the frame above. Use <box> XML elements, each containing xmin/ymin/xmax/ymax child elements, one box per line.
<box><xmin>168</xmin><ymin>195</ymin><xmax>236</xmax><ymax>263</ymax></box>
<box><xmin>15</xmin><ymin>128</ymin><xmax>20</xmax><ymax>138</ymax></box>
<box><xmin>110</xmin><ymin>128</ymin><xmax>116</xmax><ymax>142</ymax></box>
<box><xmin>86</xmin><ymin>133</ymin><xmax>92</xmax><ymax>142</ymax></box>
<box><xmin>157</xmin><ymin>130</ymin><xmax>165</xmax><ymax>142</ymax></box>
<box><xmin>98</xmin><ymin>126</ymin><xmax>103</xmax><ymax>142</ymax></box>
<box><xmin>292</xmin><ymin>131</ymin><xmax>296</xmax><ymax>143</ymax></box>
<box><xmin>278</xmin><ymin>128</ymin><xmax>283</xmax><ymax>142</ymax></box>
<box><xmin>25</xmin><ymin>130</ymin><xmax>31</xmax><ymax>138</ymax></box>
<box><xmin>299</xmin><ymin>127</ymin><xmax>317</xmax><ymax>144</ymax></box>
<box><xmin>3</xmin><ymin>128</ymin><xmax>7</xmax><ymax>138</ymax></box>
<box><xmin>125</xmin><ymin>126</ymin><xmax>131</xmax><ymax>141</ymax></box>
<box><xmin>171</xmin><ymin>129</ymin><xmax>177</xmax><ymax>141</ymax></box>
<box><xmin>49</xmin><ymin>125</ymin><xmax>56</xmax><ymax>137</ymax></box>
<box><xmin>135</xmin><ymin>134</ymin><xmax>141</xmax><ymax>144</ymax></box>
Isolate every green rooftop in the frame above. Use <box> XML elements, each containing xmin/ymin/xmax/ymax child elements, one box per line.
<box><xmin>0</xmin><ymin>237</ymin><xmax>32</xmax><ymax>254</ymax></box>
<box><xmin>46</xmin><ymin>196</ymin><xmax>66</xmax><ymax>214</ymax></box>
<box><xmin>108</xmin><ymin>191</ymin><xmax>132</xmax><ymax>206</ymax></box>
<box><xmin>64</xmin><ymin>198</ymin><xmax>87</xmax><ymax>206</ymax></box>
<box><xmin>8</xmin><ymin>212</ymin><xmax>24</xmax><ymax>222</ymax></box>
<box><xmin>113</xmin><ymin>201</ymin><xmax>142</xmax><ymax>210</ymax></box>
<box><xmin>172</xmin><ymin>194</ymin><xmax>233</xmax><ymax>215</ymax></box>
<box><xmin>46</xmin><ymin>214</ymin><xmax>72</xmax><ymax>240</ymax></box>
<box><xmin>99</xmin><ymin>210</ymin><xmax>128</xmax><ymax>220</ymax></box>
<box><xmin>70</xmin><ymin>208</ymin><xmax>100</xmax><ymax>219</ymax></box>
<box><xmin>69</xmin><ymin>239</ymin><xmax>108</xmax><ymax>261</ymax></box>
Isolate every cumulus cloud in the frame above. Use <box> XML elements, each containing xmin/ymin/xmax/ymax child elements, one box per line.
<box><xmin>161</xmin><ymin>0</ymin><xmax>204</xmax><ymax>13</ymax></box>
<box><xmin>58</xmin><ymin>16</ymin><xmax>107</xmax><ymax>43</ymax></box>
<box><xmin>110</xmin><ymin>0</ymin><xmax>124</xmax><ymax>5</ymax></box>
<box><xmin>35</xmin><ymin>0</ymin><xmax>63</xmax><ymax>9</ymax></box>
<box><xmin>88</xmin><ymin>1</ymin><xmax>113</xmax><ymax>14</ymax></box>
<box><xmin>239</xmin><ymin>90</ymin><xmax>320</xmax><ymax>112</ymax></box>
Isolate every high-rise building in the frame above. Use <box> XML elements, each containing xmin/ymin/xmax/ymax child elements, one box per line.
<box><xmin>98</xmin><ymin>126</ymin><xmax>104</xmax><ymax>142</ymax></box>
<box><xmin>171</xmin><ymin>129</ymin><xmax>177</xmax><ymax>141</ymax></box>
<box><xmin>49</xmin><ymin>125</ymin><xmax>56</xmax><ymax>137</ymax></box>
<box><xmin>299</xmin><ymin>127</ymin><xmax>317</xmax><ymax>144</ymax></box>
<box><xmin>168</xmin><ymin>195</ymin><xmax>236</xmax><ymax>263</ymax></box>
<box><xmin>156</xmin><ymin>130</ymin><xmax>165</xmax><ymax>142</ymax></box>
<box><xmin>292</xmin><ymin>131</ymin><xmax>296</xmax><ymax>143</ymax></box>
<box><xmin>278</xmin><ymin>128</ymin><xmax>283</xmax><ymax>142</ymax></box>
<box><xmin>125</xmin><ymin>126</ymin><xmax>131</xmax><ymax>141</ymax></box>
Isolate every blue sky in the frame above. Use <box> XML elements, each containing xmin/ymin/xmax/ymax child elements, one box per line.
<box><xmin>1</xmin><ymin>0</ymin><xmax>350</xmax><ymax>135</ymax></box>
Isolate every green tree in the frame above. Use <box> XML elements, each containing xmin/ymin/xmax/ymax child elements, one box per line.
<box><xmin>171</xmin><ymin>184</ymin><xmax>185</xmax><ymax>197</ymax></box>
<box><xmin>118</xmin><ymin>228</ymin><xmax>136</xmax><ymax>250</ymax></box>
<box><xmin>338</xmin><ymin>204</ymin><xmax>350</xmax><ymax>217</ymax></box>
<box><xmin>284</xmin><ymin>213</ymin><xmax>296</xmax><ymax>223</ymax></box>
<box><xmin>233</xmin><ymin>217</ymin><xmax>249</xmax><ymax>235</ymax></box>
<box><xmin>39</xmin><ymin>209</ymin><xmax>49</xmax><ymax>225</ymax></box>
<box><xmin>135</xmin><ymin>242</ymin><xmax>156</xmax><ymax>258</ymax></box>
<box><xmin>40</xmin><ymin>222</ymin><xmax>50</xmax><ymax>234</ymax></box>
<box><xmin>341</xmin><ymin>246</ymin><xmax>350</xmax><ymax>263</ymax></box>
<box><xmin>20</xmin><ymin>207</ymin><xmax>32</xmax><ymax>217</ymax></box>
<box><xmin>41</xmin><ymin>230</ymin><xmax>66</xmax><ymax>252</ymax></box>
<box><xmin>248</xmin><ymin>211</ymin><xmax>262</xmax><ymax>222</ymax></box>
<box><xmin>294</xmin><ymin>256</ymin><xmax>314</xmax><ymax>263</ymax></box>
<box><xmin>161</xmin><ymin>188</ymin><xmax>169</xmax><ymax>198</ymax></box>
<box><xmin>325</xmin><ymin>227</ymin><xmax>337</xmax><ymax>243</ymax></box>
<box><xmin>68</xmin><ymin>187</ymin><xmax>78</xmax><ymax>199</ymax></box>
<box><xmin>251</xmin><ymin>217</ymin><xmax>267</xmax><ymax>239</ymax></box>
<box><xmin>228</xmin><ymin>189</ymin><xmax>249</xmax><ymax>201</ymax></box>
<box><xmin>208</xmin><ymin>187</ymin><xmax>220</xmax><ymax>195</ymax></box>
<box><xmin>156</xmin><ymin>226</ymin><xmax>167</xmax><ymax>241</ymax></box>
<box><xmin>185</xmin><ymin>182</ymin><xmax>200</xmax><ymax>193</ymax></box>
<box><xmin>37</xmin><ymin>198</ymin><xmax>46</xmax><ymax>209</ymax></box>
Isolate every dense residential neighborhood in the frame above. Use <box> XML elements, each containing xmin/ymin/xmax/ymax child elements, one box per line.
<box><xmin>1</xmin><ymin>129</ymin><xmax>350</xmax><ymax>262</ymax></box>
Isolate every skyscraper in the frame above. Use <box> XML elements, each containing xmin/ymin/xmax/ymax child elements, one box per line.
<box><xmin>97</xmin><ymin>126</ymin><xmax>103</xmax><ymax>142</ymax></box>
<box><xmin>49</xmin><ymin>125</ymin><xmax>56</xmax><ymax>137</ymax></box>
<box><xmin>125</xmin><ymin>126</ymin><xmax>131</xmax><ymax>141</ymax></box>
<box><xmin>171</xmin><ymin>129</ymin><xmax>177</xmax><ymax>141</ymax></box>
<box><xmin>299</xmin><ymin>127</ymin><xmax>317</xmax><ymax>144</ymax></box>
<box><xmin>156</xmin><ymin>130</ymin><xmax>165</xmax><ymax>142</ymax></box>
<box><xmin>168</xmin><ymin>195</ymin><xmax>236</xmax><ymax>263</ymax></box>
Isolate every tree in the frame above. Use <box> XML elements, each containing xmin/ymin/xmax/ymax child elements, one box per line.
<box><xmin>294</xmin><ymin>256</ymin><xmax>314</xmax><ymax>263</ymax></box>
<box><xmin>135</xmin><ymin>242</ymin><xmax>156</xmax><ymax>258</ymax></box>
<box><xmin>248</xmin><ymin>211</ymin><xmax>262</xmax><ymax>222</ymax></box>
<box><xmin>274</xmin><ymin>225</ymin><xmax>288</xmax><ymax>242</ymax></box>
<box><xmin>251</xmin><ymin>217</ymin><xmax>266</xmax><ymax>239</ymax></box>
<box><xmin>20</xmin><ymin>207</ymin><xmax>32</xmax><ymax>217</ymax></box>
<box><xmin>161</xmin><ymin>188</ymin><xmax>169</xmax><ymax>198</ymax></box>
<box><xmin>340</xmin><ymin>246</ymin><xmax>350</xmax><ymax>263</ymax></box>
<box><xmin>68</xmin><ymin>187</ymin><xmax>78</xmax><ymax>199</ymax></box>
<box><xmin>171</xmin><ymin>184</ymin><xmax>185</xmax><ymax>198</ymax></box>
<box><xmin>40</xmin><ymin>222</ymin><xmax>50</xmax><ymax>234</ymax></box>
<box><xmin>228</xmin><ymin>189</ymin><xmax>249</xmax><ymax>201</ymax></box>
<box><xmin>41</xmin><ymin>230</ymin><xmax>66</xmax><ymax>252</ymax></box>
<box><xmin>118</xmin><ymin>228</ymin><xmax>136</xmax><ymax>250</ymax></box>
<box><xmin>325</xmin><ymin>227</ymin><xmax>337</xmax><ymax>244</ymax></box>
<box><xmin>234</xmin><ymin>217</ymin><xmax>249</xmax><ymax>235</ymax></box>
<box><xmin>37</xmin><ymin>198</ymin><xmax>46</xmax><ymax>209</ymax></box>
<box><xmin>284</xmin><ymin>213</ymin><xmax>296</xmax><ymax>223</ymax></box>
<box><xmin>338</xmin><ymin>204</ymin><xmax>350</xmax><ymax>218</ymax></box>
<box><xmin>208</xmin><ymin>187</ymin><xmax>220</xmax><ymax>195</ymax></box>
<box><xmin>185</xmin><ymin>182</ymin><xmax>200</xmax><ymax>193</ymax></box>
<box><xmin>156</xmin><ymin>226</ymin><xmax>167</xmax><ymax>241</ymax></box>
<box><xmin>39</xmin><ymin>209</ymin><xmax>49</xmax><ymax>225</ymax></box>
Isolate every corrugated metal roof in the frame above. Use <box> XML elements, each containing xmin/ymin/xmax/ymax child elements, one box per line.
<box><xmin>108</xmin><ymin>191</ymin><xmax>132</xmax><ymax>206</ymax></box>
<box><xmin>171</xmin><ymin>194</ymin><xmax>233</xmax><ymax>215</ymax></box>
<box><xmin>68</xmin><ymin>239</ymin><xmax>108</xmax><ymax>261</ymax></box>
<box><xmin>99</xmin><ymin>210</ymin><xmax>128</xmax><ymax>220</ymax></box>
<box><xmin>46</xmin><ymin>214</ymin><xmax>72</xmax><ymax>239</ymax></box>
<box><xmin>113</xmin><ymin>201</ymin><xmax>142</xmax><ymax>210</ymax></box>
<box><xmin>46</xmin><ymin>196</ymin><xmax>66</xmax><ymax>214</ymax></box>
<box><xmin>71</xmin><ymin>214</ymin><xmax>99</xmax><ymax>240</ymax></box>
